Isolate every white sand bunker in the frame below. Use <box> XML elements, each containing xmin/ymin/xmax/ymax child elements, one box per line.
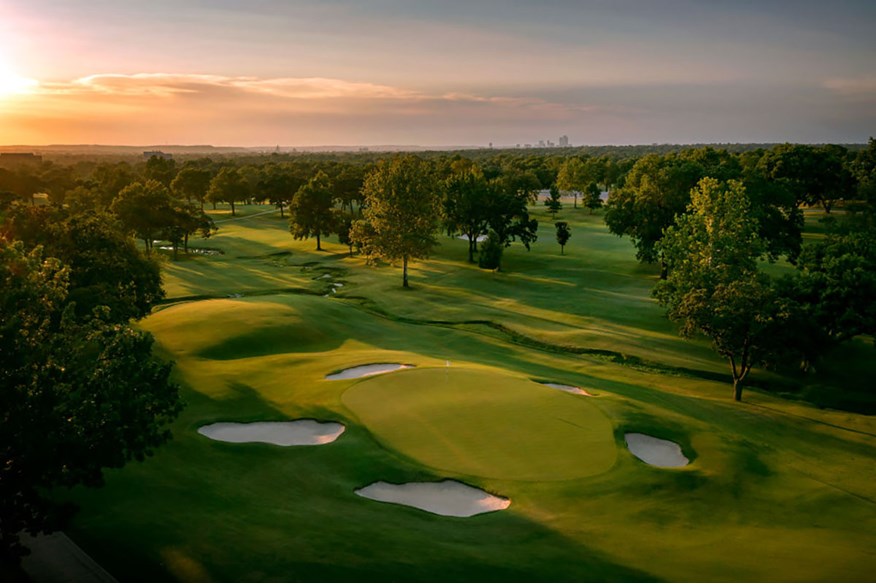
<box><xmin>198</xmin><ymin>420</ymin><xmax>345</xmax><ymax>446</ymax></box>
<box><xmin>540</xmin><ymin>382</ymin><xmax>594</xmax><ymax>396</ymax></box>
<box><xmin>625</xmin><ymin>433</ymin><xmax>689</xmax><ymax>467</ymax></box>
<box><xmin>456</xmin><ymin>234</ymin><xmax>488</xmax><ymax>242</ymax></box>
<box><xmin>355</xmin><ymin>480</ymin><xmax>510</xmax><ymax>517</ymax></box>
<box><xmin>325</xmin><ymin>363</ymin><xmax>413</xmax><ymax>380</ymax></box>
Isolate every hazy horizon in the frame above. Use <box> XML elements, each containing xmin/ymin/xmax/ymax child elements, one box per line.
<box><xmin>1</xmin><ymin>0</ymin><xmax>874</xmax><ymax>146</ymax></box>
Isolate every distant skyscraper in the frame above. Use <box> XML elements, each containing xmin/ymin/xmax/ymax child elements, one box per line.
<box><xmin>538</xmin><ymin>140</ymin><xmax>545</xmax><ymax>148</ymax></box>
<box><xmin>559</xmin><ymin>135</ymin><xmax>569</xmax><ymax>147</ymax></box>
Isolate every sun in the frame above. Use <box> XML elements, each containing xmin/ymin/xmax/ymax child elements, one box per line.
<box><xmin>0</xmin><ymin>61</ymin><xmax>37</xmax><ymax>96</ymax></box>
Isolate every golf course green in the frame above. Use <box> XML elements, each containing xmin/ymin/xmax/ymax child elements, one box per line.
<box><xmin>59</xmin><ymin>201</ymin><xmax>876</xmax><ymax>582</ymax></box>
<box><xmin>342</xmin><ymin>367</ymin><xmax>616</xmax><ymax>480</ymax></box>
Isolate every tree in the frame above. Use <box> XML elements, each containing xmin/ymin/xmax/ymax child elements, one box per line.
<box><xmin>4</xmin><ymin>207</ymin><xmax>164</xmax><ymax>322</ymax></box>
<box><xmin>555</xmin><ymin>221</ymin><xmax>571</xmax><ymax>255</ymax></box>
<box><xmin>556</xmin><ymin>158</ymin><xmax>588</xmax><ymax>208</ymax></box>
<box><xmin>351</xmin><ymin>156</ymin><xmax>441</xmax><ymax>288</ymax></box>
<box><xmin>654</xmin><ymin>178</ymin><xmax>787</xmax><ymax>401</ymax></box>
<box><xmin>481</xmin><ymin>183</ymin><xmax>539</xmax><ymax>271</ymax></box>
<box><xmin>478</xmin><ymin>230</ymin><xmax>504</xmax><ymax>270</ymax></box>
<box><xmin>544</xmin><ymin>184</ymin><xmax>562</xmax><ymax>218</ymax></box>
<box><xmin>144</xmin><ymin>155</ymin><xmax>178</xmax><ymax>187</ymax></box>
<box><xmin>288</xmin><ymin>170</ymin><xmax>338</xmax><ymax>251</ymax></box>
<box><xmin>164</xmin><ymin>200</ymin><xmax>217</xmax><ymax>259</ymax></box>
<box><xmin>111</xmin><ymin>180</ymin><xmax>176</xmax><ymax>254</ymax></box>
<box><xmin>259</xmin><ymin>164</ymin><xmax>302</xmax><ymax>219</ymax></box>
<box><xmin>0</xmin><ymin>242</ymin><xmax>181</xmax><ymax>563</ymax></box>
<box><xmin>171</xmin><ymin>167</ymin><xmax>213</xmax><ymax>211</ymax></box>
<box><xmin>604</xmin><ymin>153</ymin><xmax>703</xmax><ymax>267</ymax></box>
<box><xmin>443</xmin><ymin>168</ymin><xmax>493</xmax><ymax>263</ymax></box>
<box><xmin>585</xmin><ymin>182</ymin><xmax>602</xmax><ymax>214</ymax></box>
<box><xmin>206</xmin><ymin>167</ymin><xmax>245</xmax><ymax>216</ymax></box>
<box><xmin>337</xmin><ymin>214</ymin><xmax>356</xmax><ymax>256</ymax></box>
<box><xmin>758</xmin><ymin>144</ymin><xmax>854</xmax><ymax>213</ymax></box>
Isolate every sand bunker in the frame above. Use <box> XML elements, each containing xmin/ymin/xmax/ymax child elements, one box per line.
<box><xmin>325</xmin><ymin>363</ymin><xmax>413</xmax><ymax>380</ymax></box>
<box><xmin>625</xmin><ymin>433</ymin><xmax>689</xmax><ymax>467</ymax></box>
<box><xmin>540</xmin><ymin>382</ymin><xmax>594</xmax><ymax>396</ymax></box>
<box><xmin>198</xmin><ymin>420</ymin><xmax>345</xmax><ymax>446</ymax></box>
<box><xmin>355</xmin><ymin>480</ymin><xmax>510</xmax><ymax>517</ymax></box>
<box><xmin>456</xmin><ymin>234</ymin><xmax>488</xmax><ymax>242</ymax></box>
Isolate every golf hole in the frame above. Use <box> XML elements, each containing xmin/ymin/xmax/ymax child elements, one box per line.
<box><xmin>355</xmin><ymin>480</ymin><xmax>510</xmax><ymax>517</ymax></box>
<box><xmin>198</xmin><ymin>420</ymin><xmax>345</xmax><ymax>446</ymax></box>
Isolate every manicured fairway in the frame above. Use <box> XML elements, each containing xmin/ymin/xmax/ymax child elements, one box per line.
<box><xmin>58</xmin><ymin>204</ymin><xmax>876</xmax><ymax>582</ymax></box>
<box><xmin>343</xmin><ymin>367</ymin><xmax>616</xmax><ymax>480</ymax></box>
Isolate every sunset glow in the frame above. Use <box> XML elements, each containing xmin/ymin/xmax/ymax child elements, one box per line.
<box><xmin>1</xmin><ymin>0</ymin><xmax>874</xmax><ymax>146</ymax></box>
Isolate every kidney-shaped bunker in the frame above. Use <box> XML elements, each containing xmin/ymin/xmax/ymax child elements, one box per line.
<box><xmin>355</xmin><ymin>480</ymin><xmax>510</xmax><ymax>517</ymax></box>
<box><xmin>624</xmin><ymin>432</ymin><xmax>689</xmax><ymax>467</ymax></box>
<box><xmin>198</xmin><ymin>420</ymin><xmax>345</xmax><ymax>446</ymax></box>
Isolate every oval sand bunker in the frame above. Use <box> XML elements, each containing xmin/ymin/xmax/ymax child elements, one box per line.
<box><xmin>540</xmin><ymin>382</ymin><xmax>594</xmax><ymax>396</ymax></box>
<box><xmin>325</xmin><ymin>363</ymin><xmax>413</xmax><ymax>380</ymax></box>
<box><xmin>625</xmin><ymin>433</ymin><xmax>689</xmax><ymax>467</ymax></box>
<box><xmin>355</xmin><ymin>480</ymin><xmax>509</xmax><ymax>517</ymax></box>
<box><xmin>198</xmin><ymin>420</ymin><xmax>345</xmax><ymax>446</ymax></box>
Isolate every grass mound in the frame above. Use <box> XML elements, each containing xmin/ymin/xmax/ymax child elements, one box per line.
<box><xmin>342</xmin><ymin>367</ymin><xmax>616</xmax><ymax>480</ymax></box>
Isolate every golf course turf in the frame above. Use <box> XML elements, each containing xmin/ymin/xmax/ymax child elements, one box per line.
<box><xmin>57</xmin><ymin>202</ymin><xmax>876</xmax><ymax>582</ymax></box>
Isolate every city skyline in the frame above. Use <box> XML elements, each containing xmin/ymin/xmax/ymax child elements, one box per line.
<box><xmin>0</xmin><ymin>0</ymin><xmax>874</xmax><ymax>147</ymax></box>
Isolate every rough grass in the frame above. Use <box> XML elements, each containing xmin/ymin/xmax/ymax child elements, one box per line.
<box><xmin>59</xmin><ymin>203</ymin><xmax>876</xmax><ymax>582</ymax></box>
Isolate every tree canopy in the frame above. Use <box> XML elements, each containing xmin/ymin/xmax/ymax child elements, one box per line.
<box><xmin>0</xmin><ymin>242</ymin><xmax>181</xmax><ymax>562</ymax></box>
<box><xmin>351</xmin><ymin>156</ymin><xmax>442</xmax><ymax>288</ymax></box>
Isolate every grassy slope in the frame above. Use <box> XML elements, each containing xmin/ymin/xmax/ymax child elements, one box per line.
<box><xmin>63</xmin><ymin>203</ymin><xmax>876</xmax><ymax>582</ymax></box>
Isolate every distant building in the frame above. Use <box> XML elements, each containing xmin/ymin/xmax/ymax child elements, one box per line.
<box><xmin>538</xmin><ymin>140</ymin><xmax>545</xmax><ymax>148</ymax></box>
<box><xmin>0</xmin><ymin>152</ymin><xmax>42</xmax><ymax>167</ymax></box>
<box><xmin>559</xmin><ymin>135</ymin><xmax>569</xmax><ymax>147</ymax></box>
<box><xmin>143</xmin><ymin>150</ymin><xmax>173</xmax><ymax>160</ymax></box>
<box><xmin>524</xmin><ymin>143</ymin><xmax>532</xmax><ymax>148</ymax></box>
<box><xmin>547</xmin><ymin>140</ymin><xmax>555</xmax><ymax>147</ymax></box>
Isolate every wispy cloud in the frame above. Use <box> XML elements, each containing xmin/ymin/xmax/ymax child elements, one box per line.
<box><xmin>823</xmin><ymin>74</ymin><xmax>876</xmax><ymax>99</ymax></box>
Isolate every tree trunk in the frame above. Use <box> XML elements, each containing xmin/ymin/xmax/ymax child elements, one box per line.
<box><xmin>733</xmin><ymin>378</ymin><xmax>743</xmax><ymax>401</ymax></box>
<box><xmin>316</xmin><ymin>232</ymin><xmax>322</xmax><ymax>251</ymax></box>
<box><xmin>211</xmin><ymin>201</ymin><xmax>216</xmax><ymax>210</ymax></box>
<box><xmin>468</xmin><ymin>235</ymin><xmax>476</xmax><ymax>263</ymax></box>
<box><xmin>561</xmin><ymin>245</ymin><xmax>565</xmax><ymax>255</ymax></box>
<box><xmin>230</xmin><ymin>200</ymin><xmax>236</xmax><ymax>216</ymax></box>
<box><xmin>143</xmin><ymin>238</ymin><xmax>150</xmax><ymax>255</ymax></box>
<box><xmin>403</xmin><ymin>256</ymin><xmax>409</xmax><ymax>288</ymax></box>
<box><xmin>184</xmin><ymin>233</ymin><xmax>189</xmax><ymax>253</ymax></box>
<box><xmin>172</xmin><ymin>242</ymin><xmax>178</xmax><ymax>261</ymax></box>
<box><xmin>573</xmin><ymin>193</ymin><xmax>577</xmax><ymax>209</ymax></box>
<box><xmin>279</xmin><ymin>204</ymin><xmax>285</xmax><ymax>218</ymax></box>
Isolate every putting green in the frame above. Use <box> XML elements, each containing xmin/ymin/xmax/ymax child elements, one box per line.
<box><xmin>342</xmin><ymin>367</ymin><xmax>617</xmax><ymax>480</ymax></box>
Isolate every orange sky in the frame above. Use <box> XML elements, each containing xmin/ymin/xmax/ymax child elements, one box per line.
<box><xmin>1</xmin><ymin>0</ymin><xmax>874</xmax><ymax>146</ymax></box>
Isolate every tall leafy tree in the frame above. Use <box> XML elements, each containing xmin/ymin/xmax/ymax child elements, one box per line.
<box><xmin>351</xmin><ymin>156</ymin><xmax>441</xmax><ymax>288</ymax></box>
<box><xmin>206</xmin><ymin>167</ymin><xmax>245</xmax><ymax>216</ymax></box>
<box><xmin>443</xmin><ymin>168</ymin><xmax>493</xmax><ymax>262</ymax></box>
<box><xmin>4</xmin><ymin>206</ymin><xmax>164</xmax><ymax>322</ymax></box>
<box><xmin>111</xmin><ymin>180</ymin><xmax>176</xmax><ymax>254</ymax></box>
<box><xmin>171</xmin><ymin>167</ymin><xmax>213</xmax><ymax>211</ymax></box>
<box><xmin>0</xmin><ymin>242</ymin><xmax>181</xmax><ymax>562</ymax></box>
<box><xmin>655</xmin><ymin>178</ymin><xmax>787</xmax><ymax>401</ymax></box>
<box><xmin>604</xmin><ymin>153</ymin><xmax>703</xmax><ymax>267</ymax></box>
<box><xmin>556</xmin><ymin>158</ymin><xmax>588</xmax><ymax>209</ymax></box>
<box><xmin>144</xmin><ymin>155</ymin><xmax>178</xmax><ymax>187</ymax></box>
<box><xmin>288</xmin><ymin>170</ymin><xmax>337</xmax><ymax>250</ymax></box>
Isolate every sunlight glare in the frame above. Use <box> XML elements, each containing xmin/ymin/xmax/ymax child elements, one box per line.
<box><xmin>0</xmin><ymin>60</ymin><xmax>38</xmax><ymax>96</ymax></box>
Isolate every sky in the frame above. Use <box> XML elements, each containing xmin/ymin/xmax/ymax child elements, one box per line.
<box><xmin>0</xmin><ymin>0</ymin><xmax>874</xmax><ymax>147</ymax></box>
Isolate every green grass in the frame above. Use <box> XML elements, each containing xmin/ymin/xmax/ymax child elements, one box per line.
<box><xmin>58</xmin><ymin>203</ymin><xmax>876</xmax><ymax>582</ymax></box>
<box><xmin>342</xmin><ymin>367</ymin><xmax>616</xmax><ymax>481</ymax></box>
